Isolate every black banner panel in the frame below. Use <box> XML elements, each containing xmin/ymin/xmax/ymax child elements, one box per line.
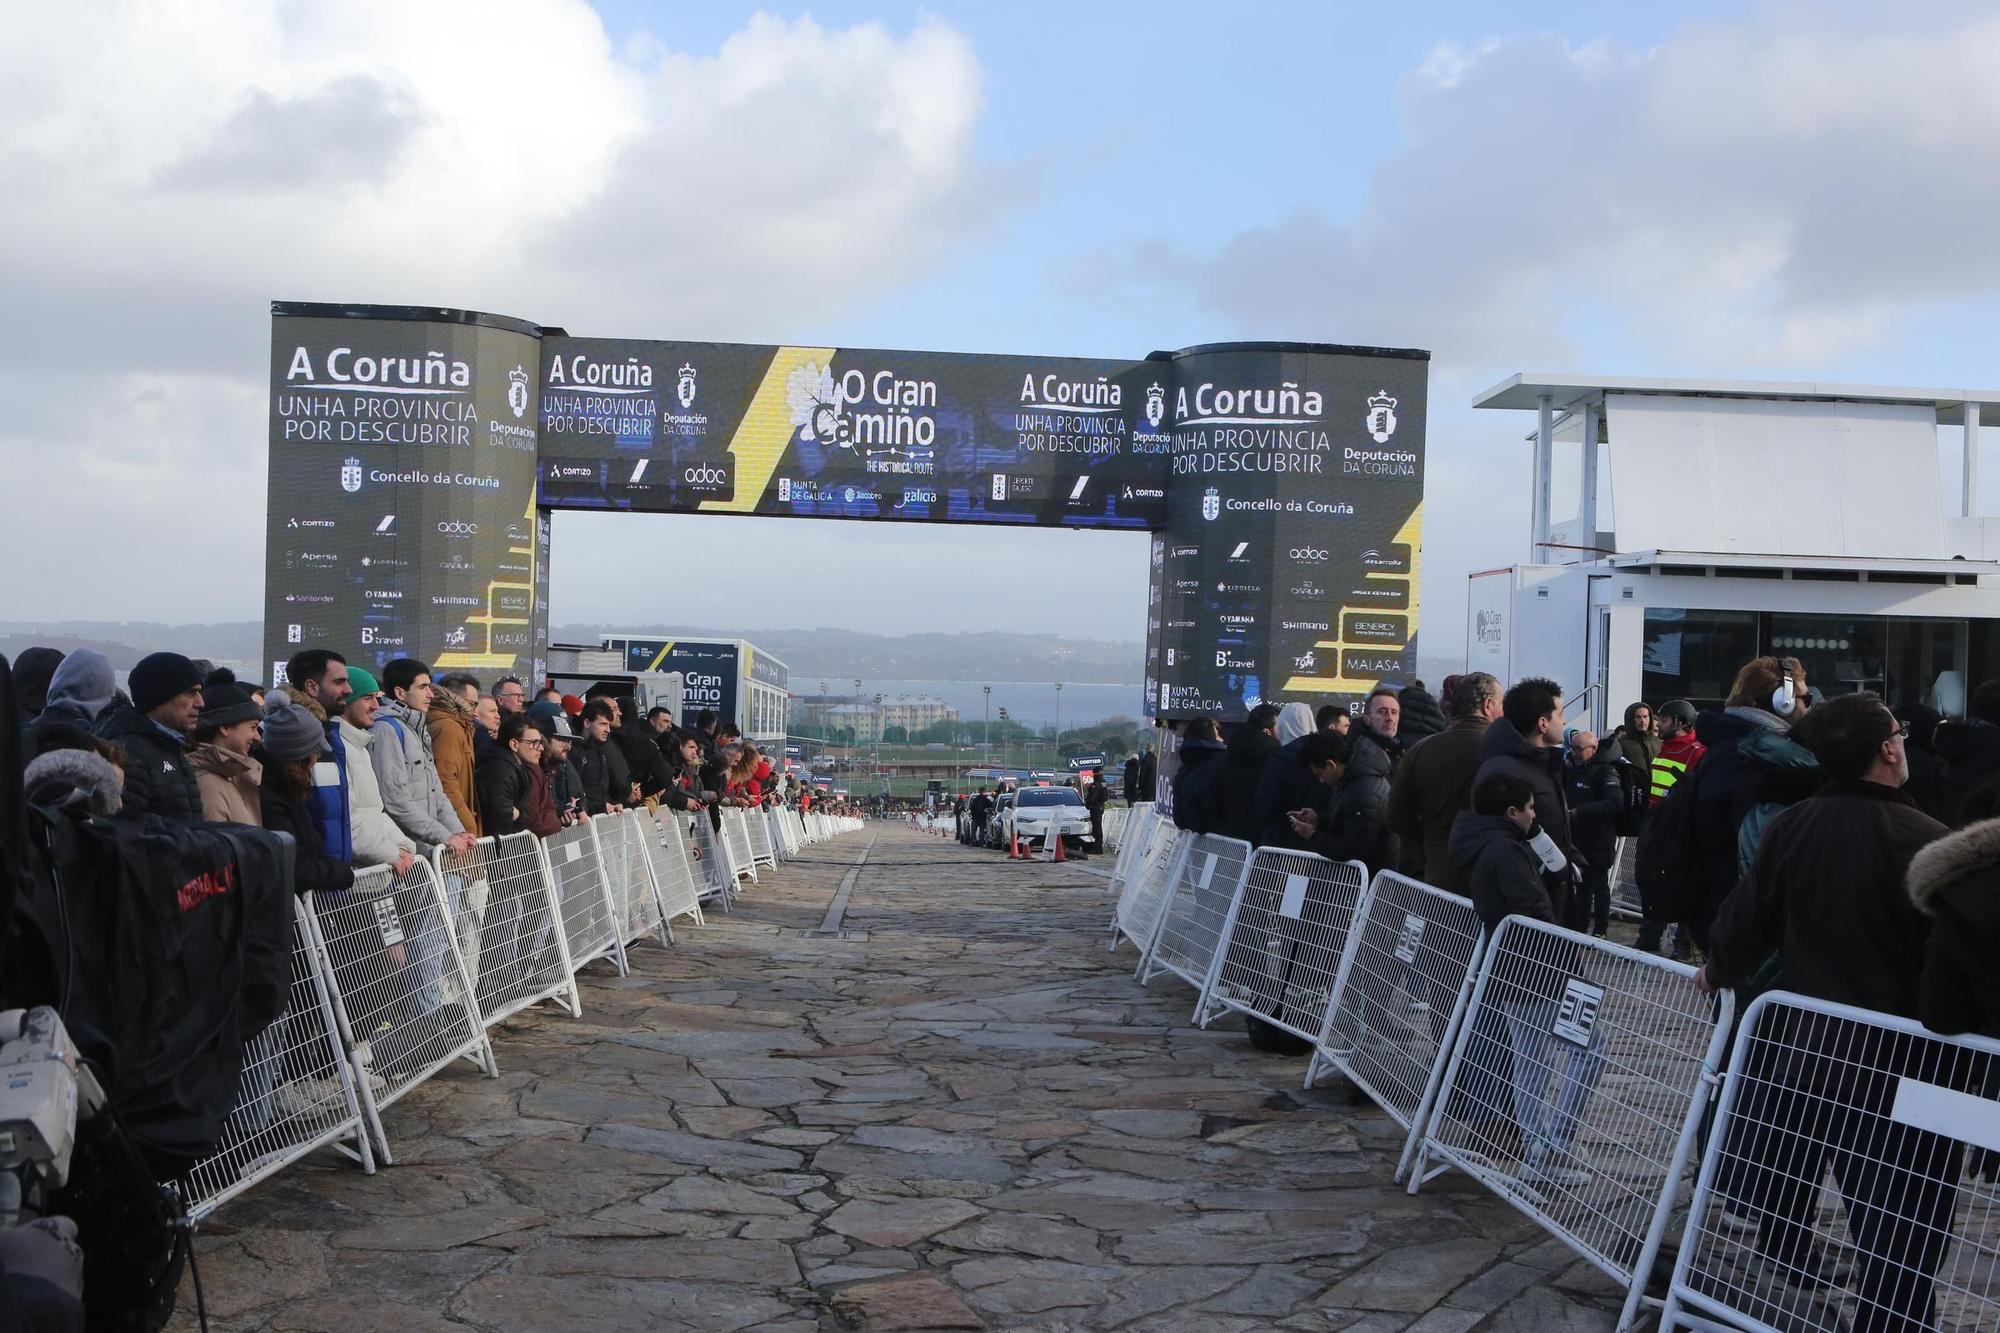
<box><xmin>264</xmin><ymin>310</ymin><xmax>546</xmax><ymax>685</ymax></box>
<box><xmin>263</xmin><ymin>307</ymin><xmax>1426</xmax><ymax>720</ymax></box>
<box><xmin>1150</xmin><ymin>345</ymin><xmax>1428</xmax><ymax>721</ymax></box>
<box><xmin>537</xmin><ymin>338</ymin><xmax>1171</xmax><ymax>529</ymax></box>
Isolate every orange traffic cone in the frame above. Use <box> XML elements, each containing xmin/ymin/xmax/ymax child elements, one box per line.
<box><xmin>1051</xmin><ymin>828</ymin><xmax>1066</xmax><ymax>863</ymax></box>
<box><xmin>1009</xmin><ymin>824</ymin><xmax>1027</xmax><ymax>860</ymax></box>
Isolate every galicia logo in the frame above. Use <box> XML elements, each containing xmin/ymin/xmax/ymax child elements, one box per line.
<box><xmin>285</xmin><ymin>623</ymin><xmax>302</xmax><ymax>644</ymax></box>
<box><xmin>340</xmin><ymin>457</ymin><xmax>363</xmax><ymax>493</ymax></box>
<box><xmin>677</xmin><ymin>362</ymin><xmax>698</xmax><ymax>409</ymax></box>
<box><xmin>1201</xmin><ymin>487</ymin><xmax>1220</xmax><ymax>521</ymax></box>
<box><xmin>1366</xmin><ymin>389</ymin><xmax>1399</xmax><ymax>444</ymax></box>
<box><xmin>436</xmin><ymin>520</ymin><xmax>479</xmax><ymax>536</ymax></box>
<box><xmin>777</xmin><ymin>478</ymin><xmax>793</xmax><ymax>502</ymax></box>
<box><xmin>1144</xmin><ymin>382</ymin><xmax>1166</xmax><ymax>429</ymax></box>
<box><xmin>508</xmin><ymin>366</ymin><xmax>530</xmax><ymax>420</ymax></box>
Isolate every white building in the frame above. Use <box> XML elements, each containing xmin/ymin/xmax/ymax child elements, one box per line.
<box><xmin>880</xmin><ymin>695</ymin><xmax>958</xmax><ymax>735</ymax></box>
<box><xmin>1470</xmin><ymin>374</ymin><xmax>2000</xmax><ymax>728</ymax></box>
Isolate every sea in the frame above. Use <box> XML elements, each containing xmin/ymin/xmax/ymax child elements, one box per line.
<box><xmin>799</xmin><ymin>679</ymin><xmax>1145</xmax><ymax>730</ymax></box>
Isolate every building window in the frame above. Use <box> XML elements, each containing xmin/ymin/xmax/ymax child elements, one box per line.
<box><xmin>1643</xmin><ymin>608</ymin><xmax>1969</xmax><ymax>714</ymax></box>
<box><xmin>1642</xmin><ymin>609</ymin><xmax>1759</xmax><ymax>711</ymax></box>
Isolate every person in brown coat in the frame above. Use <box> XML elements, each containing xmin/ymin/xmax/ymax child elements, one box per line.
<box><xmin>1386</xmin><ymin>672</ymin><xmax>1500</xmax><ymax>891</ymax></box>
<box><xmin>428</xmin><ymin>672</ymin><xmax>482</xmax><ymax>836</ymax></box>
<box><xmin>187</xmin><ymin>681</ymin><xmax>264</xmax><ymax>824</ymax></box>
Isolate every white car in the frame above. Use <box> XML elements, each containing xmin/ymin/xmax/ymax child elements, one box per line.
<box><xmin>1003</xmin><ymin>787</ymin><xmax>1093</xmax><ymax>855</ymax></box>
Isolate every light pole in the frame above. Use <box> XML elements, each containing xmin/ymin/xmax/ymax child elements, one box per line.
<box><xmin>1054</xmin><ymin>682</ymin><xmax>1063</xmax><ymax>759</ymax></box>
<box><xmin>982</xmin><ymin>685</ymin><xmax>991</xmax><ymax>773</ymax></box>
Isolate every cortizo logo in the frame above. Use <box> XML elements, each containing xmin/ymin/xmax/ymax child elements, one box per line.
<box><xmin>436</xmin><ymin>520</ymin><xmax>479</xmax><ymax>535</ymax></box>
<box><xmin>1289</xmin><ymin>547</ymin><xmax>1329</xmax><ymax>563</ymax></box>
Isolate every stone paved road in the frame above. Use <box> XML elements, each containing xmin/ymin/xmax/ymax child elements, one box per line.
<box><xmin>174</xmin><ymin>823</ymin><xmax>1626</xmax><ymax>1331</ymax></box>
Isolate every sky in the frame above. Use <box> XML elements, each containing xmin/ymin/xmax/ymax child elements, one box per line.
<box><xmin>8</xmin><ymin>1</ymin><xmax>2000</xmax><ymax>663</ymax></box>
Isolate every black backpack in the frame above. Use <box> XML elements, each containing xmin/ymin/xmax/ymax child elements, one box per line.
<box><xmin>1613</xmin><ymin>757</ymin><xmax>1650</xmax><ymax>836</ymax></box>
<box><xmin>1633</xmin><ymin>756</ymin><xmax>1706</xmax><ymax>923</ymax></box>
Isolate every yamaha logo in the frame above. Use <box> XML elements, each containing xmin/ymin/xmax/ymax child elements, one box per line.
<box><xmin>677</xmin><ymin>362</ymin><xmax>698</xmax><ymax>409</ymax></box>
<box><xmin>340</xmin><ymin>457</ymin><xmax>363</xmax><ymax>493</ymax></box>
<box><xmin>1366</xmin><ymin>389</ymin><xmax>1399</xmax><ymax>445</ymax></box>
<box><xmin>507</xmin><ymin>365</ymin><xmax>529</xmax><ymax>419</ymax></box>
<box><xmin>1201</xmin><ymin>487</ymin><xmax>1220</xmax><ymax>522</ymax></box>
<box><xmin>436</xmin><ymin>520</ymin><xmax>479</xmax><ymax>536</ymax></box>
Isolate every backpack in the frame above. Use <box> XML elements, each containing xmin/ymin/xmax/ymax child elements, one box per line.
<box><xmin>1613</xmin><ymin>758</ymin><xmax>1650</xmax><ymax>836</ymax></box>
<box><xmin>1633</xmin><ymin>755</ymin><xmax>1706</xmax><ymax>923</ymax></box>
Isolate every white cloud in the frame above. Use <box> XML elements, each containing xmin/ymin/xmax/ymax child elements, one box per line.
<box><xmin>0</xmin><ymin>3</ymin><xmax>1000</xmax><ymax>621</ymax></box>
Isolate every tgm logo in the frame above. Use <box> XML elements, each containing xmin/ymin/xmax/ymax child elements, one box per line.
<box><xmin>340</xmin><ymin>457</ymin><xmax>363</xmax><ymax>493</ymax></box>
<box><xmin>677</xmin><ymin>362</ymin><xmax>698</xmax><ymax>409</ymax></box>
<box><xmin>1201</xmin><ymin>487</ymin><xmax>1220</xmax><ymax>521</ymax></box>
<box><xmin>1293</xmin><ymin>650</ymin><xmax>1317</xmax><ymax>671</ymax></box>
<box><xmin>1366</xmin><ymin>389</ymin><xmax>1399</xmax><ymax>444</ymax></box>
<box><xmin>1289</xmin><ymin>546</ymin><xmax>1329</xmax><ymax>564</ymax></box>
<box><xmin>436</xmin><ymin>520</ymin><xmax>479</xmax><ymax>536</ymax></box>
<box><xmin>507</xmin><ymin>366</ymin><xmax>530</xmax><ymax>419</ymax></box>
<box><xmin>1144</xmin><ymin>382</ymin><xmax>1166</xmax><ymax>429</ymax></box>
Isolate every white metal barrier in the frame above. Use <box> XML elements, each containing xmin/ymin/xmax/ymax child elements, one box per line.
<box><xmin>1104</xmin><ymin>803</ymin><xmax>1157</xmax><ymax>900</ymax></box>
<box><xmin>1608</xmin><ymin>836</ymin><xmax>1644</xmax><ymax>922</ymax></box>
<box><xmin>722</xmin><ymin>807</ymin><xmax>760</xmax><ymax>885</ymax></box>
<box><xmin>746</xmin><ymin>807</ymin><xmax>778</xmax><ymax>869</ymax></box>
<box><xmin>1194</xmin><ymin>847</ymin><xmax>1370</xmax><ymax>1050</ymax></box>
<box><xmin>1140</xmin><ymin>833</ymin><xmax>1255</xmax><ymax>997</ymax></box>
<box><xmin>1100</xmin><ymin>803</ymin><xmax>1134</xmax><ymax>854</ymax></box>
<box><xmin>645</xmin><ymin>807</ymin><xmax>707</xmax><ymax>930</ymax></box>
<box><xmin>1109</xmin><ymin>823</ymin><xmax>1190</xmax><ymax>959</ymax></box>
<box><xmin>180</xmin><ymin>899</ymin><xmax>375</xmax><ymax>1221</ymax></box>
<box><xmin>306</xmin><ymin>861</ymin><xmax>494</xmax><ymax>1157</ymax></box>
<box><xmin>1663</xmin><ymin>992</ymin><xmax>2000</xmax><ymax>1333</ymax></box>
<box><xmin>1410</xmin><ymin>916</ymin><xmax>1735</xmax><ymax>1333</ymax></box>
<box><xmin>546</xmin><ymin>820</ymin><xmax>629</xmax><ymax>977</ymax></box>
<box><xmin>688</xmin><ymin>810</ymin><xmax>737</xmax><ymax>909</ymax></box>
<box><xmin>434</xmin><ymin>831</ymin><xmax>581</xmax><ymax>1026</ymax></box>
<box><xmin>1308</xmin><ymin>871</ymin><xmax>1486</xmax><ymax>1183</ymax></box>
<box><xmin>595</xmin><ymin>810</ymin><xmax>669</xmax><ymax>950</ymax></box>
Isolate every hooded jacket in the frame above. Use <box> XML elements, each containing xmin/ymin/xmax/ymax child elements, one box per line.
<box><xmin>1316</xmin><ymin>724</ymin><xmax>1397</xmax><ymax>871</ymax></box>
<box><xmin>1707</xmin><ymin>781</ymin><xmax>1943</xmax><ymax>1018</ymax></box>
<box><xmin>27</xmin><ymin>649</ymin><xmax>115</xmax><ymax>757</ymax></box>
<box><xmin>1473</xmin><ymin>718</ymin><xmax>1572</xmax><ymax>864</ymax></box>
<box><xmin>188</xmin><ymin>743</ymin><xmax>262</xmax><ymax>825</ymax></box>
<box><xmin>371</xmin><ymin>696</ymin><xmax>464</xmax><ymax>852</ymax></box>
<box><xmin>337</xmin><ymin>717</ymin><xmax>414</xmax><ymax>867</ymax></box>
<box><xmin>1449</xmin><ymin>809</ymin><xmax>1551</xmax><ymax>933</ymax></box>
<box><xmin>1395</xmin><ymin>685</ymin><xmax>1447</xmax><ymax>746</ymax></box>
<box><xmin>1932</xmin><ymin>715</ymin><xmax>2000</xmax><ymax>827</ymax></box>
<box><xmin>1906</xmin><ymin>816</ymin><xmax>2000</xmax><ymax>1038</ymax></box>
<box><xmin>1219</xmin><ymin>726</ymin><xmax>1279</xmax><ymax>845</ymax></box>
<box><xmin>427</xmin><ymin>689</ymin><xmax>480</xmax><ymax>836</ymax></box>
<box><xmin>96</xmin><ymin>702</ymin><xmax>204</xmax><ymax>827</ymax></box>
<box><xmin>270</xmin><ymin>688</ymin><xmax>353</xmax><ymax>864</ymax></box>
<box><xmin>1169</xmin><ymin>735</ymin><xmax>1228</xmax><ymax>833</ymax></box>
<box><xmin>1688</xmin><ymin>707</ymin><xmax>1819</xmax><ymax>944</ymax></box>
<box><xmin>1615</xmin><ymin>703</ymin><xmax>1659</xmax><ymax>773</ymax></box>
<box><xmin>1386</xmin><ymin>715</ymin><xmax>1489</xmax><ymax>890</ymax></box>
<box><xmin>11</xmin><ymin>646</ymin><xmax>62</xmax><ymax>721</ymax></box>
<box><xmin>1254</xmin><ymin>733</ymin><xmax>1334</xmax><ymax>851</ymax></box>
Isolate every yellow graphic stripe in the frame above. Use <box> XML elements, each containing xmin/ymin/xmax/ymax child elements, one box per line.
<box><xmin>646</xmin><ymin>642</ymin><xmax>676</xmax><ymax>672</ymax></box>
<box><xmin>1279</xmin><ymin>500</ymin><xmax>1424</xmax><ymax>696</ymax></box>
<box><xmin>701</xmin><ymin>346</ymin><xmax>836</xmax><ymax>513</ymax></box>
<box><xmin>436</xmin><ymin>490</ymin><xmax>539</xmax><ymax>672</ymax></box>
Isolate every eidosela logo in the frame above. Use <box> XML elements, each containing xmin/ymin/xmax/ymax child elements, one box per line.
<box><xmin>340</xmin><ymin>457</ymin><xmax>363</xmax><ymax>493</ymax></box>
<box><xmin>677</xmin><ymin>362</ymin><xmax>697</xmax><ymax>409</ymax></box>
<box><xmin>786</xmin><ymin>361</ymin><xmax>841</xmax><ymax>443</ymax></box>
<box><xmin>508</xmin><ymin>366</ymin><xmax>529</xmax><ymax>419</ymax></box>
<box><xmin>1201</xmin><ymin>487</ymin><xmax>1220</xmax><ymax>522</ymax></box>
<box><xmin>1144</xmin><ymin>382</ymin><xmax>1166</xmax><ymax>429</ymax></box>
<box><xmin>1366</xmin><ymin>390</ymin><xmax>1398</xmax><ymax>444</ymax></box>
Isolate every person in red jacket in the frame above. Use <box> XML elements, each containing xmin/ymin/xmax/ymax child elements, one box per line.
<box><xmin>1648</xmin><ymin>699</ymin><xmax>1707</xmax><ymax>806</ymax></box>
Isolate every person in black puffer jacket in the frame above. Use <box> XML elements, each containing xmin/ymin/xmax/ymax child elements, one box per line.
<box><xmin>476</xmin><ymin>713</ymin><xmax>542</xmax><ymax>837</ymax></box>
<box><xmin>1473</xmin><ymin>678</ymin><xmax>1576</xmax><ymax>923</ymax></box>
<box><xmin>97</xmin><ymin>651</ymin><xmax>207</xmax><ymax>827</ymax></box>
<box><xmin>1395</xmin><ymin>680</ymin><xmax>1447</xmax><ymax>747</ymax></box>
<box><xmin>1292</xmin><ymin>692</ymin><xmax>1399</xmax><ymax>872</ymax></box>
<box><xmin>1220</xmin><ymin>703</ymin><xmax>1281</xmax><ymax>844</ymax></box>
<box><xmin>256</xmin><ymin>702</ymin><xmax>356</xmax><ymax>898</ymax></box>
<box><xmin>1170</xmin><ymin>720</ymin><xmax>1228</xmax><ymax>833</ymax></box>
<box><xmin>1933</xmin><ymin>679</ymin><xmax>2000</xmax><ymax>826</ymax></box>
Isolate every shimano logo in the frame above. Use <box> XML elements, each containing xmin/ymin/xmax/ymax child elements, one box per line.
<box><xmin>436</xmin><ymin>520</ymin><xmax>479</xmax><ymax>536</ymax></box>
<box><xmin>1281</xmin><ymin>620</ymin><xmax>1330</xmax><ymax>632</ymax></box>
<box><xmin>431</xmin><ymin>595</ymin><xmax>480</xmax><ymax>607</ymax></box>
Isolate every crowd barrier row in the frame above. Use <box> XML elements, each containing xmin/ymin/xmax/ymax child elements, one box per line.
<box><xmin>1107</xmin><ymin>822</ymin><xmax>1999</xmax><ymax>1333</ymax></box>
<box><xmin>182</xmin><ymin>805</ymin><xmax>864</xmax><ymax>1222</ymax></box>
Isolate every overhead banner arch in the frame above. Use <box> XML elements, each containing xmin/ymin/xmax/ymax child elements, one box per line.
<box><xmin>264</xmin><ymin>303</ymin><xmax>1426</xmax><ymax>721</ymax></box>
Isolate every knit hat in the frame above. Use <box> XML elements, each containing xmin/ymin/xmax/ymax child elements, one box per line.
<box><xmin>528</xmin><ymin>699</ymin><xmax>563</xmax><ymax>723</ymax></box>
<box><xmin>262</xmin><ymin>701</ymin><xmax>329</xmax><ymax>762</ymax></box>
<box><xmin>346</xmin><ymin>665</ymin><xmax>381</xmax><ymax>698</ymax></box>
<box><xmin>197</xmin><ymin>681</ymin><xmax>262</xmax><ymax>729</ymax></box>
<box><xmin>561</xmin><ymin>694</ymin><xmax>584</xmax><ymax>716</ymax></box>
<box><xmin>130</xmin><ymin>651</ymin><xmax>205</xmax><ymax>715</ymax></box>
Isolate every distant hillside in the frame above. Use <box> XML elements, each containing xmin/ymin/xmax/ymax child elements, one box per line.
<box><xmin>0</xmin><ymin>620</ymin><xmax>1144</xmax><ymax>686</ymax></box>
<box><xmin>555</xmin><ymin>624</ymin><xmax>1144</xmax><ymax>684</ymax></box>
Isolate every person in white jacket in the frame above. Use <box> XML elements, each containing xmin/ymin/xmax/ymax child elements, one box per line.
<box><xmin>338</xmin><ymin>682</ymin><xmax>416</xmax><ymax>876</ymax></box>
